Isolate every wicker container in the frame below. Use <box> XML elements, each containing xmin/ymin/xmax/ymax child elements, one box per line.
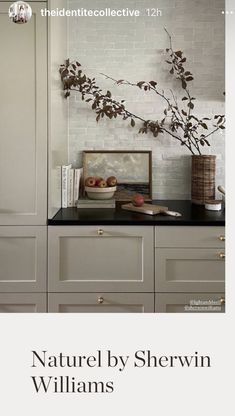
<box><xmin>191</xmin><ymin>155</ymin><xmax>216</xmax><ymax>205</ymax></box>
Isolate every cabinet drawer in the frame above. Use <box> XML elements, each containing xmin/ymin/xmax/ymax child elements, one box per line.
<box><xmin>48</xmin><ymin>293</ymin><xmax>154</xmax><ymax>313</ymax></box>
<box><xmin>0</xmin><ymin>226</ymin><xmax>47</xmax><ymax>292</ymax></box>
<box><xmin>155</xmin><ymin>248</ymin><xmax>225</xmax><ymax>292</ymax></box>
<box><xmin>155</xmin><ymin>226</ymin><xmax>225</xmax><ymax>248</ymax></box>
<box><xmin>48</xmin><ymin>226</ymin><xmax>154</xmax><ymax>292</ymax></box>
<box><xmin>0</xmin><ymin>293</ymin><xmax>47</xmax><ymax>313</ymax></box>
<box><xmin>155</xmin><ymin>293</ymin><xmax>225</xmax><ymax>313</ymax></box>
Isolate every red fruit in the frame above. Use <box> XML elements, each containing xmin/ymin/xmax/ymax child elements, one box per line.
<box><xmin>95</xmin><ymin>177</ymin><xmax>104</xmax><ymax>186</ymax></box>
<box><xmin>132</xmin><ymin>194</ymin><xmax>145</xmax><ymax>207</ymax></box>
<box><xmin>97</xmin><ymin>179</ymin><xmax>107</xmax><ymax>188</ymax></box>
<box><xmin>85</xmin><ymin>177</ymin><xmax>96</xmax><ymax>187</ymax></box>
<box><xmin>107</xmin><ymin>176</ymin><xmax>117</xmax><ymax>187</ymax></box>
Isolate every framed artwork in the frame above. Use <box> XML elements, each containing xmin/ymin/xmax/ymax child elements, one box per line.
<box><xmin>83</xmin><ymin>150</ymin><xmax>152</xmax><ymax>200</ymax></box>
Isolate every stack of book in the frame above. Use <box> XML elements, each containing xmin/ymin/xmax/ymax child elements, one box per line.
<box><xmin>77</xmin><ymin>198</ymin><xmax>116</xmax><ymax>209</ymax></box>
<box><xmin>61</xmin><ymin>165</ymin><xmax>83</xmax><ymax>208</ymax></box>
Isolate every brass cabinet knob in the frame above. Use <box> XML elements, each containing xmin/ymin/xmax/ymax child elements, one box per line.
<box><xmin>98</xmin><ymin>297</ymin><xmax>104</xmax><ymax>304</ymax></box>
<box><xmin>220</xmin><ymin>297</ymin><xmax>225</xmax><ymax>305</ymax></box>
<box><xmin>218</xmin><ymin>252</ymin><xmax>225</xmax><ymax>259</ymax></box>
<box><xmin>98</xmin><ymin>229</ymin><xmax>104</xmax><ymax>236</ymax></box>
<box><xmin>218</xmin><ymin>235</ymin><xmax>225</xmax><ymax>242</ymax></box>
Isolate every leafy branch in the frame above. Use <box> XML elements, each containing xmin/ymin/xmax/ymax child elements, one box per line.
<box><xmin>60</xmin><ymin>30</ymin><xmax>225</xmax><ymax>155</ymax></box>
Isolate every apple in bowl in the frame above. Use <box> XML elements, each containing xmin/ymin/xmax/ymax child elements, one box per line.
<box><xmin>107</xmin><ymin>176</ymin><xmax>117</xmax><ymax>187</ymax></box>
<box><xmin>96</xmin><ymin>179</ymin><xmax>107</xmax><ymax>188</ymax></box>
<box><xmin>85</xmin><ymin>177</ymin><xmax>96</xmax><ymax>187</ymax></box>
<box><xmin>84</xmin><ymin>175</ymin><xmax>117</xmax><ymax>199</ymax></box>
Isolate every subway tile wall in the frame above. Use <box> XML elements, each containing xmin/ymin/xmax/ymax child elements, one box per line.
<box><xmin>67</xmin><ymin>0</ymin><xmax>225</xmax><ymax>199</ymax></box>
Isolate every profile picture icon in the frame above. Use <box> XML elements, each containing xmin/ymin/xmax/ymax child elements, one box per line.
<box><xmin>9</xmin><ymin>1</ymin><xmax>32</xmax><ymax>24</ymax></box>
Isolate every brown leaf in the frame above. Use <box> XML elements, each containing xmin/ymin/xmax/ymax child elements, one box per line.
<box><xmin>175</xmin><ymin>50</ymin><xmax>183</xmax><ymax>57</ymax></box>
<box><xmin>131</xmin><ymin>119</ymin><xmax>135</xmax><ymax>127</ymax></box>
<box><xmin>188</xmin><ymin>102</ymin><xmax>194</xmax><ymax>109</ymax></box>
<box><xmin>137</xmin><ymin>81</ymin><xmax>145</xmax><ymax>89</ymax></box>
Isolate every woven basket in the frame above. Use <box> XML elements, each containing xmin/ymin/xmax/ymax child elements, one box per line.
<box><xmin>191</xmin><ymin>155</ymin><xmax>216</xmax><ymax>205</ymax></box>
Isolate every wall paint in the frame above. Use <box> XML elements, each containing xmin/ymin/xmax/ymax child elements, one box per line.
<box><xmin>67</xmin><ymin>0</ymin><xmax>225</xmax><ymax>199</ymax></box>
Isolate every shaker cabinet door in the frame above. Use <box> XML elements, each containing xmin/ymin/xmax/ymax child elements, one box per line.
<box><xmin>0</xmin><ymin>3</ymin><xmax>47</xmax><ymax>225</ymax></box>
<box><xmin>0</xmin><ymin>293</ymin><xmax>47</xmax><ymax>313</ymax></box>
<box><xmin>155</xmin><ymin>248</ymin><xmax>225</xmax><ymax>293</ymax></box>
<box><xmin>0</xmin><ymin>226</ymin><xmax>47</xmax><ymax>292</ymax></box>
<box><xmin>48</xmin><ymin>226</ymin><xmax>154</xmax><ymax>292</ymax></box>
<box><xmin>48</xmin><ymin>293</ymin><xmax>154</xmax><ymax>313</ymax></box>
<box><xmin>155</xmin><ymin>293</ymin><xmax>225</xmax><ymax>313</ymax></box>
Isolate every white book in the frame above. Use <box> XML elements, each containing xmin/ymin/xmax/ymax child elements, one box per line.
<box><xmin>74</xmin><ymin>168</ymin><xmax>82</xmax><ymax>206</ymax></box>
<box><xmin>61</xmin><ymin>164</ymin><xmax>72</xmax><ymax>208</ymax></box>
<box><xmin>68</xmin><ymin>168</ymin><xmax>75</xmax><ymax>207</ymax></box>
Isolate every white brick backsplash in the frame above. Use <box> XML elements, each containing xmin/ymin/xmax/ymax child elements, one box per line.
<box><xmin>67</xmin><ymin>0</ymin><xmax>225</xmax><ymax>199</ymax></box>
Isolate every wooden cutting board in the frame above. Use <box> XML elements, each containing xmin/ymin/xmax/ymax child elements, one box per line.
<box><xmin>122</xmin><ymin>203</ymin><xmax>169</xmax><ymax>216</ymax></box>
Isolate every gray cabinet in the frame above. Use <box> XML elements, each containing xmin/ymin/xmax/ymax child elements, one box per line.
<box><xmin>155</xmin><ymin>248</ymin><xmax>225</xmax><ymax>292</ymax></box>
<box><xmin>0</xmin><ymin>226</ymin><xmax>47</xmax><ymax>292</ymax></box>
<box><xmin>48</xmin><ymin>226</ymin><xmax>154</xmax><ymax>293</ymax></box>
<box><xmin>155</xmin><ymin>226</ymin><xmax>226</xmax><ymax>248</ymax></box>
<box><xmin>155</xmin><ymin>293</ymin><xmax>225</xmax><ymax>313</ymax></box>
<box><xmin>155</xmin><ymin>226</ymin><xmax>225</xmax><ymax>313</ymax></box>
<box><xmin>155</xmin><ymin>226</ymin><xmax>225</xmax><ymax>293</ymax></box>
<box><xmin>0</xmin><ymin>2</ymin><xmax>47</xmax><ymax>225</ymax></box>
<box><xmin>48</xmin><ymin>225</ymin><xmax>225</xmax><ymax>313</ymax></box>
<box><xmin>0</xmin><ymin>3</ymin><xmax>47</xmax><ymax>311</ymax></box>
<box><xmin>48</xmin><ymin>293</ymin><xmax>154</xmax><ymax>313</ymax></box>
<box><xmin>0</xmin><ymin>293</ymin><xmax>47</xmax><ymax>313</ymax></box>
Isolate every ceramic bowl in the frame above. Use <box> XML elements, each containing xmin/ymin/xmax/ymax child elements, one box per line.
<box><xmin>85</xmin><ymin>186</ymin><xmax>117</xmax><ymax>200</ymax></box>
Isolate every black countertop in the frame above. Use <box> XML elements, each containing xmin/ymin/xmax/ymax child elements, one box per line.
<box><xmin>48</xmin><ymin>200</ymin><xmax>225</xmax><ymax>226</ymax></box>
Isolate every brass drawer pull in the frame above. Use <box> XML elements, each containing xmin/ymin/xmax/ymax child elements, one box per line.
<box><xmin>218</xmin><ymin>235</ymin><xmax>225</xmax><ymax>242</ymax></box>
<box><xmin>98</xmin><ymin>229</ymin><xmax>104</xmax><ymax>236</ymax></box>
<box><xmin>220</xmin><ymin>297</ymin><xmax>225</xmax><ymax>305</ymax></box>
<box><xmin>98</xmin><ymin>297</ymin><xmax>104</xmax><ymax>304</ymax></box>
<box><xmin>218</xmin><ymin>252</ymin><xmax>225</xmax><ymax>259</ymax></box>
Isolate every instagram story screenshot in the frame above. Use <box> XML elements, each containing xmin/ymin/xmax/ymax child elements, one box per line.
<box><xmin>0</xmin><ymin>0</ymin><xmax>234</xmax><ymax>414</ymax></box>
